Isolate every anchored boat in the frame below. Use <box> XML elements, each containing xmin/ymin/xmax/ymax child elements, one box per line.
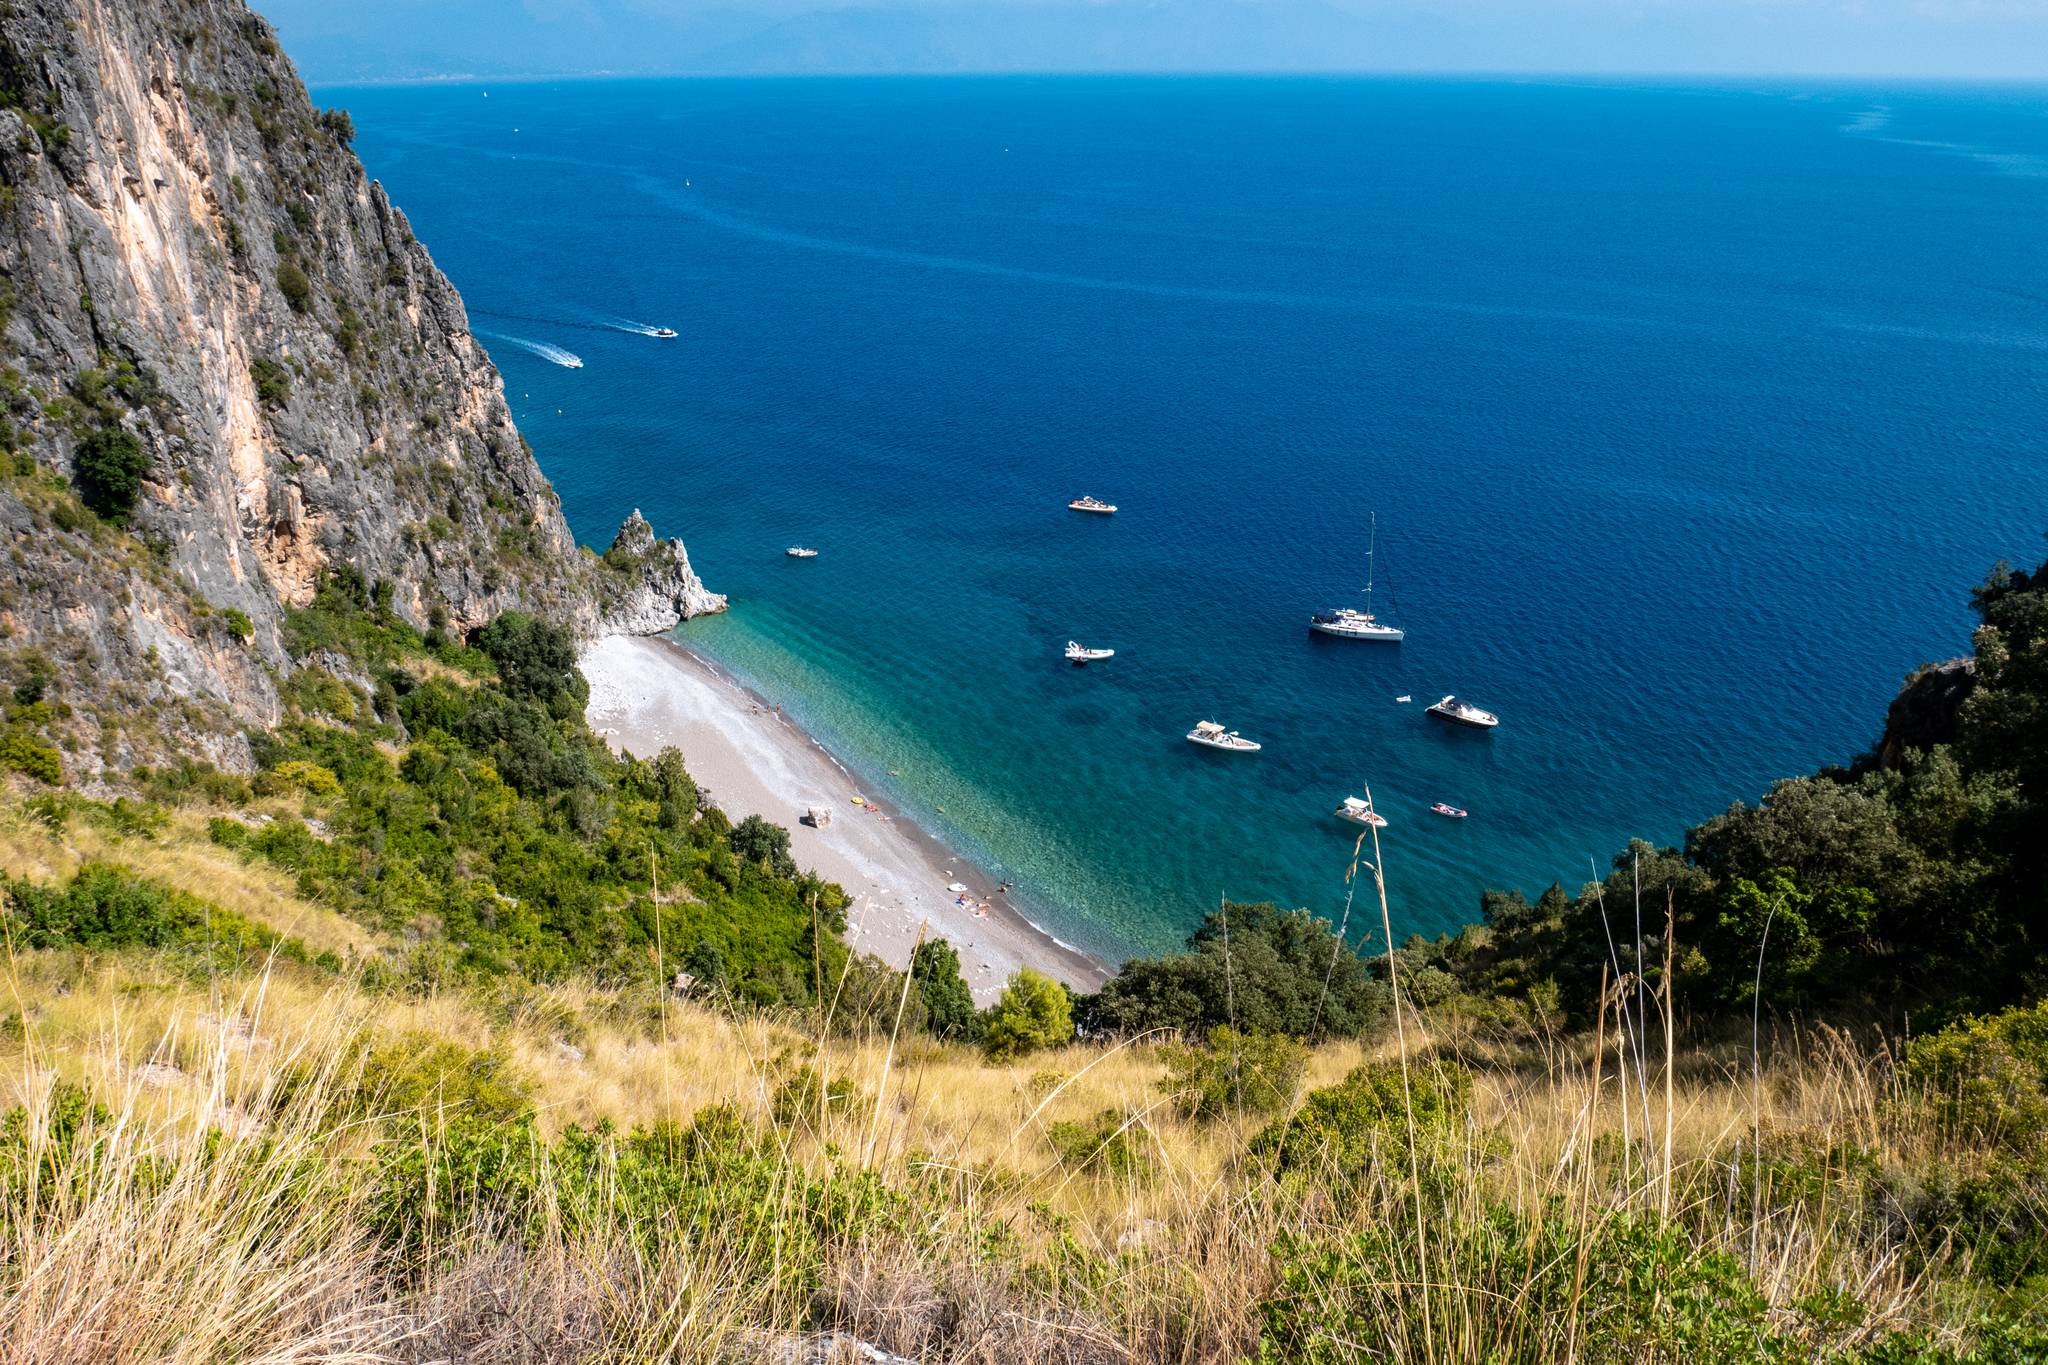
<box><xmin>1335</xmin><ymin>795</ymin><xmax>1387</xmax><ymax>828</ymax></box>
<box><xmin>1187</xmin><ymin>720</ymin><xmax>1261</xmax><ymax>752</ymax></box>
<box><xmin>1431</xmin><ymin>802</ymin><xmax>1468</xmax><ymax>819</ymax></box>
<box><xmin>785</xmin><ymin>546</ymin><xmax>819</xmax><ymax>558</ymax></box>
<box><xmin>1311</xmin><ymin>512</ymin><xmax>1404</xmax><ymax>641</ymax></box>
<box><xmin>1427</xmin><ymin>695</ymin><xmax>1498</xmax><ymax>729</ymax></box>
<box><xmin>1068</xmin><ymin>495</ymin><xmax>1117</xmax><ymax>514</ymax></box>
<box><xmin>1065</xmin><ymin>641</ymin><xmax>1115</xmax><ymax>664</ymax></box>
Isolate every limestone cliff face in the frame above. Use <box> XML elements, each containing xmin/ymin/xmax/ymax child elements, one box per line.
<box><xmin>0</xmin><ymin>0</ymin><xmax>719</xmax><ymax>775</ymax></box>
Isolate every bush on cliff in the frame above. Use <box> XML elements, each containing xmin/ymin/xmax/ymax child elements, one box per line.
<box><xmin>71</xmin><ymin>425</ymin><xmax>147</xmax><ymax>522</ymax></box>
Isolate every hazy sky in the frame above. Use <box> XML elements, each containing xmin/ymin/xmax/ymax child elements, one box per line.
<box><xmin>259</xmin><ymin>0</ymin><xmax>2048</xmax><ymax>82</ymax></box>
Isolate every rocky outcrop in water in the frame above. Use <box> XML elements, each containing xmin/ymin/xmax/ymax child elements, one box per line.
<box><xmin>0</xmin><ymin>0</ymin><xmax>716</xmax><ymax>777</ymax></box>
<box><xmin>597</xmin><ymin>509</ymin><xmax>727</xmax><ymax>634</ymax></box>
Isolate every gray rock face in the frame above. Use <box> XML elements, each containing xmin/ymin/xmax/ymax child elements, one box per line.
<box><xmin>0</xmin><ymin>0</ymin><xmax>715</xmax><ymax>775</ymax></box>
<box><xmin>597</xmin><ymin>509</ymin><xmax>727</xmax><ymax>635</ymax></box>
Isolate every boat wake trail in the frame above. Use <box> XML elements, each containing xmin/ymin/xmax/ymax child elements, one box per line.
<box><xmin>477</xmin><ymin>330</ymin><xmax>584</xmax><ymax>368</ymax></box>
<box><xmin>472</xmin><ymin>307</ymin><xmax>674</xmax><ymax>338</ymax></box>
<box><xmin>595</xmin><ymin>314</ymin><xmax>671</xmax><ymax>337</ymax></box>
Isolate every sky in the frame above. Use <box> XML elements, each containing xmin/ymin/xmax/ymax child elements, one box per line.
<box><xmin>256</xmin><ymin>0</ymin><xmax>2048</xmax><ymax>83</ymax></box>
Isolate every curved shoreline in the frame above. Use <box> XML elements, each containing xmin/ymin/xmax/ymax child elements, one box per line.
<box><xmin>580</xmin><ymin>634</ymin><xmax>1110</xmax><ymax>1003</ymax></box>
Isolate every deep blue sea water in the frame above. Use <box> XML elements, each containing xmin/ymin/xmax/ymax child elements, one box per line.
<box><xmin>330</xmin><ymin>76</ymin><xmax>2048</xmax><ymax>964</ymax></box>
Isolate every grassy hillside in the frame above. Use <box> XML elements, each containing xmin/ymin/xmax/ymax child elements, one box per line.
<box><xmin>0</xmin><ymin>785</ymin><xmax>2045</xmax><ymax>1360</ymax></box>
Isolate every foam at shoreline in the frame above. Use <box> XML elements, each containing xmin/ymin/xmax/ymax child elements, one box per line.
<box><xmin>580</xmin><ymin>634</ymin><xmax>1108</xmax><ymax>1004</ymax></box>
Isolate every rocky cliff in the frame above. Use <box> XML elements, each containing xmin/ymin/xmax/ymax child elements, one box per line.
<box><xmin>0</xmin><ymin>0</ymin><xmax>720</xmax><ymax>777</ymax></box>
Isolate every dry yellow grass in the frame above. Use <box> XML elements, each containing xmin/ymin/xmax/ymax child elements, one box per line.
<box><xmin>0</xmin><ymin>802</ymin><xmax>2008</xmax><ymax>1361</ymax></box>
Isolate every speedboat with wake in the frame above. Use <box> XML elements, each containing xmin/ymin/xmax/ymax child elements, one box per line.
<box><xmin>651</xmin><ymin>326</ymin><xmax>678</xmax><ymax>338</ymax></box>
<box><xmin>1069</xmin><ymin>495</ymin><xmax>1117</xmax><ymax>514</ymax></box>
<box><xmin>1187</xmin><ymin>720</ymin><xmax>1261</xmax><ymax>752</ymax></box>
<box><xmin>1427</xmin><ymin>695</ymin><xmax>1498</xmax><ymax>729</ymax></box>
<box><xmin>1310</xmin><ymin>511</ymin><xmax>1404</xmax><ymax>641</ymax></box>
<box><xmin>1334</xmin><ymin>795</ymin><xmax>1387</xmax><ymax>828</ymax></box>
<box><xmin>1065</xmin><ymin>641</ymin><xmax>1114</xmax><ymax>664</ymax></box>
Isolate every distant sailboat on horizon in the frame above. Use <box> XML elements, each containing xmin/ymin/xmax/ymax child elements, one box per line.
<box><xmin>1310</xmin><ymin>511</ymin><xmax>1404</xmax><ymax>642</ymax></box>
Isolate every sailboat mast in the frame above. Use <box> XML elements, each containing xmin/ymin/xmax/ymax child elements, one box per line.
<box><xmin>1364</xmin><ymin>512</ymin><xmax>1377</xmax><ymax>613</ymax></box>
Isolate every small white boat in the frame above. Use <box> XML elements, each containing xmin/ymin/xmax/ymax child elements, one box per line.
<box><xmin>1065</xmin><ymin>641</ymin><xmax>1115</xmax><ymax>664</ymax></box>
<box><xmin>1068</xmin><ymin>495</ymin><xmax>1117</xmax><ymax>514</ymax></box>
<box><xmin>1431</xmin><ymin>802</ymin><xmax>1468</xmax><ymax>819</ymax></box>
<box><xmin>1396</xmin><ymin>695</ymin><xmax>1412</xmax><ymax>704</ymax></box>
<box><xmin>786</xmin><ymin>546</ymin><xmax>819</xmax><ymax>558</ymax></box>
<box><xmin>1335</xmin><ymin>795</ymin><xmax>1387</xmax><ymax>828</ymax></box>
<box><xmin>1187</xmin><ymin>720</ymin><xmax>1261</xmax><ymax>752</ymax></box>
<box><xmin>651</xmin><ymin>327</ymin><xmax>678</xmax><ymax>338</ymax></box>
<box><xmin>1427</xmin><ymin>695</ymin><xmax>1499</xmax><ymax>729</ymax></box>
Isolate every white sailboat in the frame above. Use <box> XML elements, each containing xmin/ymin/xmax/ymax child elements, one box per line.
<box><xmin>1310</xmin><ymin>512</ymin><xmax>1404</xmax><ymax>641</ymax></box>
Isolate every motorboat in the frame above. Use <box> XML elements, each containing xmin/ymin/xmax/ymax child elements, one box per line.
<box><xmin>1065</xmin><ymin>641</ymin><xmax>1115</xmax><ymax>664</ymax></box>
<box><xmin>1068</xmin><ymin>495</ymin><xmax>1117</xmax><ymax>514</ymax></box>
<box><xmin>786</xmin><ymin>546</ymin><xmax>819</xmax><ymax>558</ymax></box>
<box><xmin>1187</xmin><ymin>720</ymin><xmax>1261</xmax><ymax>752</ymax></box>
<box><xmin>1335</xmin><ymin>795</ymin><xmax>1387</xmax><ymax>828</ymax></box>
<box><xmin>1427</xmin><ymin>695</ymin><xmax>1499</xmax><ymax>729</ymax></box>
<box><xmin>651</xmin><ymin>327</ymin><xmax>678</xmax><ymax>338</ymax></box>
<box><xmin>1431</xmin><ymin>802</ymin><xmax>1468</xmax><ymax>819</ymax></box>
<box><xmin>1395</xmin><ymin>695</ymin><xmax>1412</xmax><ymax>704</ymax></box>
<box><xmin>1310</xmin><ymin>511</ymin><xmax>1404</xmax><ymax>641</ymax></box>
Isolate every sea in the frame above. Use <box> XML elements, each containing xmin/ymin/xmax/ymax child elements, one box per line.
<box><xmin>328</xmin><ymin>75</ymin><xmax>2048</xmax><ymax>965</ymax></box>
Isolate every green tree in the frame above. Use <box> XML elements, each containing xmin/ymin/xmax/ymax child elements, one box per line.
<box><xmin>1079</xmin><ymin>900</ymin><xmax>1388</xmax><ymax>1041</ymax></box>
<box><xmin>72</xmin><ymin>426</ymin><xmax>148</xmax><ymax>522</ymax></box>
<box><xmin>982</xmin><ymin>967</ymin><xmax>1073</xmax><ymax>1061</ymax></box>
<box><xmin>730</xmin><ymin>815</ymin><xmax>797</xmax><ymax>880</ymax></box>
<box><xmin>473</xmin><ymin>612</ymin><xmax>587</xmax><ymax>716</ymax></box>
<box><xmin>911</xmin><ymin>939</ymin><xmax>980</xmax><ymax>1041</ymax></box>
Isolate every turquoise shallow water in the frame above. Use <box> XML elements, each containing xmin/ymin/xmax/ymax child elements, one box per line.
<box><xmin>333</xmin><ymin>76</ymin><xmax>2048</xmax><ymax>963</ymax></box>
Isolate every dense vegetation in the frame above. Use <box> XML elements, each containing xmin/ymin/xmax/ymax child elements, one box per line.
<box><xmin>1405</xmin><ymin>549</ymin><xmax>2048</xmax><ymax>1031</ymax></box>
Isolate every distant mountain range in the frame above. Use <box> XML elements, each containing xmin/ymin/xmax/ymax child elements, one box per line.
<box><xmin>261</xmin><ymin>0</ymin><xmax>2048</xmax><ymax>84</ymax></box>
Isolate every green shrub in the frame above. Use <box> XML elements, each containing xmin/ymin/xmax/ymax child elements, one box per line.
<box><xmin>275</xmin><ymin>260</ymin><xmax>312</xmax><ymax>313</ymax></box>
<box><xmin>269</xmin><ymin>758</ymin><xmax>341</xmax><ymax>797</ymax></box>
<box><xmin>71</xmin><ymin>425</ymin><xmax>147</xmax><ymax>522</ymax></box>
<box><xmin>248</xmin><ymin>356</ymin><xmax>290</xmax><ymax>407</ymax></box>
<box><xmin>356</xmin><ymin>1032</ymin><xmax>531</xmax><ymax>1124</ymax></box>
<box><xmin>0</xmin><ymin>863</ymin><xmax>306</xmax><ymax>969</ymax></box>
<box><xmin>1906</xmin><ymin>1000</ymin><xmax>2048</xmax><ymax>1151</ymax></box>
<box><xmin>1250</xmin><ymin>1059</ymin><xmax>1472</xmax><ymax>1180</ymax></box>
<box><xmin>220</xmin><ymin>607</ymin><xmax>254</xmax><ymax>642</ymax></box>
<box><xmin>0</xmin><ymin>729</ymin><xmax>60</xmax><ymax>784</ymax></box>
<box><xmin>1158</xmin><ymin>1027</ymin><xmax>1308</xmax><ymax>1122</ymax></box>
<box><xmin>1258</xmin><ymin>1206</ymin><xmax>1839</xmax><ymax>1365</ymax></box>
<box><xmin>769</xmin><ymin>1063</ymin><xmax>865</xmax><ymax>1131</ymax></box>
<box><xmin>1047</xmin><ymin>1107</ymin><xmax>1153</xmax><ymax>1182</ymax></box>
<box><xmin>982</xmin><ymin>967</ymin><xmax>1073</xmax><ymax>1061</ymax></box>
